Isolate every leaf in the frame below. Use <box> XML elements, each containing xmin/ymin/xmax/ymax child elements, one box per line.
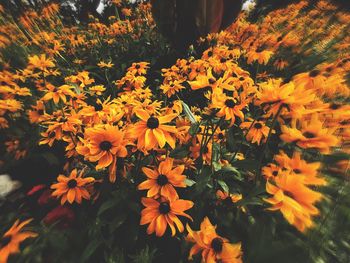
<box><xmin>189</xmin><ymin>122</ymin><xmax>200</xmax><ymax>136</ymax></box>
<box><xmin>169</xmin><ymin>147</ymin><xmax>190</xmax><ymax>159</ymax></box>
<box><xmin>98</xmin><ymin>198</ymin><xmax>120</xmax><ymax>216</ymax></box>
<box><xmin>185</xmin><ymin>178</ymin><xmax>196</xmax><ymax>186</ymax></box>
<box><xmin>181</xmin><ymin>100</ymin><xmax>197</xmax><ymax>124</ymax></box>
<box><xmin>217</xmin><ymin>180</ymin><xmax>229</xmax><ymax>193</ymax></box>
<box><xmin>81</xmin><ymin>239</ymin><xmax>102</xmax><ymax>262</ymax></box>
<box><xmin>109</xmin><ymin>213</ymin><xmax>127</xmax><ymax>233</ymax></box>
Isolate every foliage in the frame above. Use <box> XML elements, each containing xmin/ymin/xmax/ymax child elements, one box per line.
<box><xmin>0</xmin><ymin>0</ymin><xmax>349</xmax><ymax>263</ymax></box>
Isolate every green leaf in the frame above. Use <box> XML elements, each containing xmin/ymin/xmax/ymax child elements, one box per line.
<box><xmin>81</xmin><ymin>239</ymin><xmax>102</xmax><ymax>262</ymax></box>
<box><xmin>185</xmin><ymin>178</ymin><xmax>196</xmax><ymax>186</ymax></box>
<box><xmin>169</xmin><ymin>146</ymin><xmax>190</xmax><ymax>159</ymax></box>
<box><xmin>189</xmin><ymin>122</ymin><xmax>200</xmax><ymax>136</ymax></box>
<box><xmin>218</xmin><ymin>180</ymin><xmax>229</xmax><ymax>193</ymax></box>
<box><xmin>181</xmin><ymin>100</ymin><xmax>197</xmax><ymax>124</ymax></box>
<box><xmin>98</xmin><ymin>198</ymin><xmax>120</xmax><ymax>216</ymax></box>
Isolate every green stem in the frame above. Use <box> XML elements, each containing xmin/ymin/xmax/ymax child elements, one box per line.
<box><xmin>255</xmin><ymin>104</ymin><xmax>284</xmax><ymax>183</ymax></box>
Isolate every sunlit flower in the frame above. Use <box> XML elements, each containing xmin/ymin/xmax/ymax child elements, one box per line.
<box><xmin>265</xmin><ymin>170</ymin><xmax>323</xmax><ymax>232</ymax></box>
<box><xmin>129</xmin><ymin>109</ymin><xmax>178</xmax><ymax>152</ymax></box>
<box><xmin>76</xmin><ymin>125</ymin><xmax>128</xmax><ymax>182</ymax></box>
<box><xmin>138</xmin><ymin>158</ymin><xmax>186</xmax><ymax>200</ymax></box>
<box><xmin>240</xmin><ymin>119</ymin><xmax>271</xmax><ymax>145</ymax></box>
<box><xmin>186</xmin><ymin>217</ymin><xmax>242</xmax><ymax>262</ymax></box>
<box><xmin>140</xmin><ymin>197</ymin><xmax>193</xmax><ymax>237</ymax></box>
<box><xmin>51</xmin><ymin>169</ymin><xmax>95</xmax><ymax>205</ymax></box>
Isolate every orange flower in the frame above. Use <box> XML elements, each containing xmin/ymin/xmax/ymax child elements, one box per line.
<box><xmin>186</xmin><ymin>217</ymin><xmax>242</xmax><ymax>262</ymax></box>
<box><xmin>76</xmin><ymin>125</ymin><xmax>128</xmax><ymax>182</ymax></box>
<box><xmin>274</xmin><ymin>151</ymin><xmax>326</xmax><ymax>186</ymax></box>
<box><xmin>211</xmin><ymin>89</ymin><xmax>247</xmax><ymax>126</ymax></box>
<box><xmin>127</xmin><ymin>62</ymin><xmax>149</xmax><ymax>75</ymax></box>
<box><xmin>240</xmin><ymin>119</ymin><xmax>271</xmax><ymax>145</ymax></box>
<box><xmin>216</xmin><ymin>190</ymin><xmax>243</xmax><ymax>203</ymax></box>
<box><xmin>129</xmin><ymin>109</ymin><xmax>178</xmax><ymax>152</ymax></box>
<box><xmin>138</xmin><ymin>158</ymin><xmax>186</xmax><ymax>200</ymax></box>
<box><xmin>97</xmin><ymin>61</ymin><xmax>114</xmax><ymax>68</ymax></box>
<box><xmin>265</xmin><ymin>171</ymin><xmax>323</xmax><ymax>232</ymax></box>
<box><xmin>246</xmin><ymin>47</ymin><xmax>273</xmax><ymax>65</ymax></box>
<box><xmin>256</xmin><ymin>79</ymin><xmax>315</xmax><ymax>118</ymax></box>
<box><xmin>280</xmin><ymin>115</ymin><xmax>339</xmax><ymax>154</ymax></box>
<box><xmin>51</xmin><ymin>169</ymin><xmax>95</xmax><ymax>205</ymax></box>
<box><xmin>160</xmin><ymin>80</ymin><xmax>185</xmax><ymax>98</ymax></box>
<box><xmin>41</xmin><ymin>84</ymin><xmax>75</xmax><ymax>104</ymax></box>
<box><xmin>140</xmin><ymin>197</ymin><xmax>193</xmax><ymax>237</ymax></box>
<box><xmin>28</xmin><ymin>54</ymin><xmax>55</xmax><ymax>71</ymax></box>
<box><xmin>0</xmin><ymin>219</ymin><xmax>37</xmax><ymax>263</ymax></box>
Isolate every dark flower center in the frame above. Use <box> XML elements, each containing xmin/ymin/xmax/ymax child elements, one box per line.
<box><xmin>309</xmin><ymin>70</ymin><xmax>320</xmax><ymax>77</ymax></box>
<box><xmin>218</xmin><ymin>133</ymin><xmax>224</xmax><ymax>140</ymax></box>
<box><xmin>67</xmin><ymin>179</ymin><xmax>77</xmax><ymax>188</ymax></box>
<box><xmin>256</xmin><ymin>46</ymin><xmax>264</xmax><ymax>52</ymax></box>
<box><xmin>208</xmin><ymin>51</ymin><xmax>213</xmax><ymax>57</ymax></box>
<box><xmin>49</xmin><ymin>131</ymin><xmax>56</xmax><ymax>138</ymax></box>
<box><xmin>209</xmin><ymin>78</ymin><xmax>216</xmax><ymax>85</ymax></box>
<box><xmin>157</xmin><ymin>174</ymin><xmax>169</xmax><ymax>186</ymax></box>
<box><xmin>220</xmin><ymin>58</ymin><xmax>226</xmax><ymax>63</ymax></box>
<box><xmin>99</xmin><ymin>141</ymin><xmax>112</xmax><ymax>151</ymax></box>
<box><xmin>211</xmin><ymin>237</ymin><xmax>223</xmax><ymax>253</ymax></box>
<box><xmin>135</xmin><ymin>64</ymin><xmax>140</xmax><ymax>69</ymax></box>
<box><xmin>239</xmin><ymin>77</ymin><xmax>245</xmax><ymax>81</ymax></box>
<box><xmin>94</xmin><ymin>104</ymin><xmax>103</xmax><ymax>111</ymax></box>
<box><xmin>330</xmin><ymin>103</ymin><xmax>341</xmax><ymax>110</ymax></box>
<box><xmin>159</xmin><ymin>202</ymin><xmax>170</xmax><ymax>214</ymax></box>
<box><xmin>0</xmin><ymin>236</ymin><xmax>12</xmax><ymax>248</ymax></box>
<box><xmin>225</xmin><ymin>99</ymin><xmax>235</xmax><ymax>108</ymax></box>
<box><xmin>272</xmin><ymin>171</ymin><xmax>278</xmax><ymax>176</ymax></box>
<box><xmin>303</xmin><ymin>132</ymin><xmax>316</xmax><ymax>139</ymax></box>
<box><xmin>254</xmin><ymin>123</ymin><xmax>263</xmax><ymax>129</ymax></box>
<box><xmin>146</xmin><ymin>117</ymin><xmax>159</xmax><ymax>129</ymax></box>
<box><xmin>293</xmin><ymin>169</ymin><xmax>302</xmax><ymax>174</ymax></box>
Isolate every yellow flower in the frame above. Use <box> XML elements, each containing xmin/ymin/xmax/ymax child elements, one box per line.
<box><xmin>28</xmin><ymin>54</ymin><xmax>55</xmax><ymax>71</ymax></box>
<box><xmin>129</xmin><ymin>109</ymin><xmax>178</xmax><ymax>152</ymax></box>
<box><xmin>265</xmin><ymin>170</ymin><xmax>323</xmax><ymax>232</ymax></box>
<box><xmin>97</xmin><ymin>61</ymin><xmax>114</xmax><ymax>68</ymax></box>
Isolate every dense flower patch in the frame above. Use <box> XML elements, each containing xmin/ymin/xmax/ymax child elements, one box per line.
<box><xmin>0</xmin><ymin>0</ymin><xmax>349</xmax><ymax>262</ymax></box>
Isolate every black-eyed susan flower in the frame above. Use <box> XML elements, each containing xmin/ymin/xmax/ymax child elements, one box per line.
<box><xmin>280</xmin><ymin>115</ymin><xmax>339</xmax><ymax>154</ymax></box>
<box><xmin>51</xmin><ymin>169</ymin><xmax>95</xmax><ymax>205</ymax></box>
<box><xmin>186</xmin><ymin>217</ymin><xmax>242</xmax><ymax>262</ymax></box>
<box><xmin>0</xmin><ymin>219</ymin><xmax>37</xmax><ymax>263</ymax></box>
<box><xmin>138</xmin><ymin>158</ymin><xmax>186</xmax><ymax>200</ymax></box>
<box><xmin>240</xmin><ymin>119</ymin><xmax>272</xmax><ymax>145</ymax></box>
<box><xmin>76</xmin><ymin>125</ymin><xmax>128</xmax><ymax>182</ymax></box>
<box><xmin>140</xmin><ymin>197</ymin><xmax>193</xmax><ymax>237</ymax></box>
<box><xmin>274</xmin><ymin>151</ymin><xmax>326</xmax><ymax>186</ymax></box>
<box><xmin>265</xmin><ymin>170</ymin><xmax>323</xmax><ymax>232</ymax></box>
<box><xmin>129</xmin><ymin>109</ymin><xmax>178</xmax><ymax>152</ymax></box>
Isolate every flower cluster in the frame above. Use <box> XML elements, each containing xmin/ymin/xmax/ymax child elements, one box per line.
<box><xmin>0</xmin><ymin>0</ymin><xmax>349</xmax><ymax>262</ymax></box>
